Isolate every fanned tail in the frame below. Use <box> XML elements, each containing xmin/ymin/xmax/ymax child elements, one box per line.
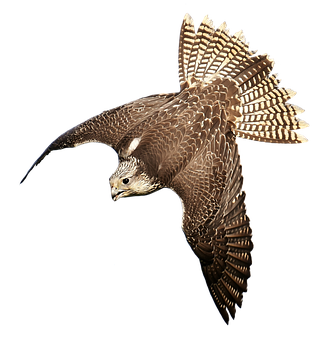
<box><xmin>178</xmin><ymin>14</ymin><xmax>308</xmax><ymax>143</ymax></box>
<box><xmin>236</xmin><ymin>73</ymin><xmax>308</xmax><ymax>143</ymax></box>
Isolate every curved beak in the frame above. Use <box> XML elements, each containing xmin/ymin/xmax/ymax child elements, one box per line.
<box><xmin>111</xmin><ymin>186</ymin><xmax>124</xmax><ymax>201</ymax></box>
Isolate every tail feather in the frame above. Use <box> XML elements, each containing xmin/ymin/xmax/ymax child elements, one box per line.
<box><xmin>178</xmin><ymin>14</ymin><xmax>196</xmax><ymax>89</ymax></box>
<box><xmin>186</xmin><ymin>15</ymin><xmax>215</xmax><ymax>80</ymax></box>
<box><xmin>241</xmin><ymin>74</ymin><xmax>280</xmax><ymax>104</ymax></box>
<box><xmin>235</xmin><ymin>55</ymin><xmax>274</xmax><ymax>89</ymax></box>
<box><xmin>178</xmin><ymin>14</ymin><xmax>308</xmax><ymax>144</ymax></box>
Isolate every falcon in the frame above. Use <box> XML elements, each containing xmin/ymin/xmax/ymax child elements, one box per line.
<box><xmin>21</xmin><ymin>14</ymin><xmax>308</xmax><ymax>324</ymax></box>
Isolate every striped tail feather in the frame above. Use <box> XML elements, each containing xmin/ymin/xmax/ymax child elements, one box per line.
<box><xmin>235</xmin><ymin>75</ymin><xmax>308</xmax><ymax>143</ymax></box>
<box><xmin>178</xmin><ymin>14</ymin><xmax>308</xmax><ymax>143</ymax></box>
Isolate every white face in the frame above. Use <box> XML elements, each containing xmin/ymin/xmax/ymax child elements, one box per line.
<box><xmin>109</xmin><ymin>159</ymin><xmax>154</xmax><ymax>201</ymax></box>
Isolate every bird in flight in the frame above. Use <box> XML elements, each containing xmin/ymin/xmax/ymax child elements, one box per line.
<box><xmin>21</xmin><ymin>14</ymin><xmax>308</xmax><ymax>324</ymax></box>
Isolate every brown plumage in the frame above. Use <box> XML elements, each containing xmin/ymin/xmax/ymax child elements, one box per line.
<box><xmin>21</xmin><ymin>14</ymin><xmax>308</xmax><ymax>324</ymax></box>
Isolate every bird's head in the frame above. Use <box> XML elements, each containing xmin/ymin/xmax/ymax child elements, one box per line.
<box><xmin>109</xmin><ymin>156</ymin><xmax>160</xmax><ymax>201</ymax></box>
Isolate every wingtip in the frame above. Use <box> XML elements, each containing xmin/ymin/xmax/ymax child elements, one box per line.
<box><xmin>19</xmin><ymin>176</ymin><xmax>25</xmax><ymax>186</ymax></box>
<box><xmin>20</xmin><ymin>145</ymin><xmax>54</xmax><ymax>184</ymax></box>
<box><xmin>19</xmin><ymin>165</ymin><xmax>34</xmax><ymax>186</ymax></box>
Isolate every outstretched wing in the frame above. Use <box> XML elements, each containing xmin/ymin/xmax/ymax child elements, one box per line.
<box><xmin>170</xmin><ymin>129</ymin><xmax>252</xmax><ymax>324</ymax></box>
<box><xmin>66</xmin><ymin>93</ymin><xmax>178</xmax><ymax>150</ymax></box>
<box><xmin>20</xmin><ymin>93</ymin><xmax>177</xmax><ymax>183</ymax></box>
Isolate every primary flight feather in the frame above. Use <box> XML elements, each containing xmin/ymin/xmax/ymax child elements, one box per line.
<box><xmin>21</xmin><ymin>14</ymin><xmax>308</xmax><ymax>324</ymax></box>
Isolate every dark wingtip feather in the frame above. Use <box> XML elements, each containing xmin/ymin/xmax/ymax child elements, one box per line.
<box><xmin>20</xmin><ymin>129</ymin><xmax>76</xmax><ymax>184</ymax></box>
<box><xmin>20</xmin><ymin>147</ymin><xmax>52</xmax><ymax>184</ymax></box>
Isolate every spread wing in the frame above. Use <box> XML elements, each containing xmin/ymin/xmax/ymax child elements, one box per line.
<box><xmin>20</xmin><ymin>93</ymin><xmax>177</xmax><ymax>183</ymax></box>
<box><xmin>170</xmin><ymin>129</ymin><xmax>252</xmax><ymax>324</ymax></box>
<box><xmin>67</xmin><ymin>93</ymin><xmax>177</xmax><ymax>150</ymax></box>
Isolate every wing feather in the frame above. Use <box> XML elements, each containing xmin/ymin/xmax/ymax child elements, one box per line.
<box><xmin>170</xmin><ymin>130</ymin><xmax>252</xmax><ymax>324</ymax></box>
<box><xmin>20</xmin><ymin>93</ymin><xmax>177</xmax><ymax>183</ymax></box>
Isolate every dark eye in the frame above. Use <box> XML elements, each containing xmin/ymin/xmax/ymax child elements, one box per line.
<box><xmin>122</xmin><ymin>178</ymin><xmax>129</xmax><ymax>185</ymax></box>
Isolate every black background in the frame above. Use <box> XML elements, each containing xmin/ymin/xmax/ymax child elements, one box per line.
<box><xmin>11</xmin><ymin>2</ymin><xmax>314</xmax><ymax>338</ymax></box>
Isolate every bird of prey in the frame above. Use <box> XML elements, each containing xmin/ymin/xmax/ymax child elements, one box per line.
<box><xmin>21</xmin><ymin>14</ymin><xmax>308</xmax><ymax>324</ymax></box>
